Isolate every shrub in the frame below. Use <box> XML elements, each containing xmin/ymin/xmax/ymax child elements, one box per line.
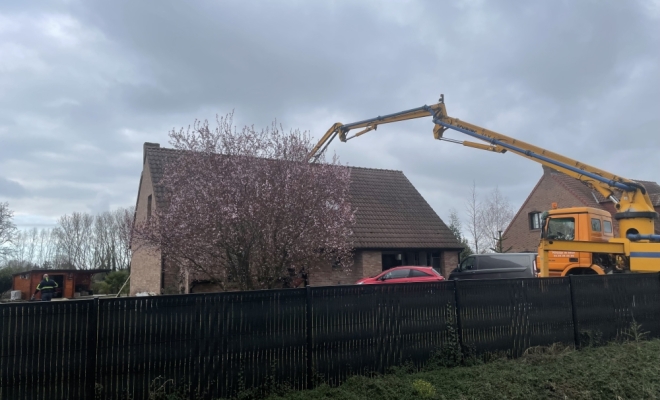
<box><xmin>92</xmin><ymin>270</ymin><xmax>130</xmax><ymax>295</ymax></box>
<box><xmin>412</xmin><ymin>379</ymin><xmax>436</xmax><ymax>399</ymax></box>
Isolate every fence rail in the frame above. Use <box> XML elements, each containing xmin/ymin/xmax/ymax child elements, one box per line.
<box><xmin>1</xmin><ymin>273</ymin><xmax>660</xmax><ymax>399</ymax></box>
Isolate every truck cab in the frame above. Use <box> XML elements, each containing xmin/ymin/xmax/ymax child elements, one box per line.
<box><xmin>538</xmin><ymin>207</ymin><xmax>615</xmax><ymax>276</ymax></box>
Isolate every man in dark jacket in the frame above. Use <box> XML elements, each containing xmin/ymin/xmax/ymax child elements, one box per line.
<box><xmin>31</xmin><ymin>274</ymin><xmax>58</xmax><ymax>301</ymax></box>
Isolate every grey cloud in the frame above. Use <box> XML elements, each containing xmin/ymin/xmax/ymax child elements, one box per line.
<box><xmin>0</xmin><ymin>177</ymin><xmax>28</xmax><ymax>198</ymax></box>
<box><xmin>0</xmin><ymin>0</ymin><xmax>657</xmax><ymax>229</ymax></box>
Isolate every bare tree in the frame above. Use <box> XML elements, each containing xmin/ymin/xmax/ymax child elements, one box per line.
<box><xmin>465</xmin><ymin>182</ymin><xmax>484</xmax><ymax>254</ymax></box>
<box><xmin>36</xmin><ymin>228</ymin><xmax>58</xmax><ymax>267</ymax></box>
<box><xmin>12</xmin><ymin>229</ymin><xmax>31</xmax><ymax>263</ymax></box>
<box><xmin>114</xmin><ymin>206</ymin><xmax>134</xmax><ymax>270</ymax></box>
<box><xmin>92</xmin><ymin>212</ymin><xmax>113</xmax><ymax>269</ymax></box>
<box><xmin>479</xmin><ymin>186</ymin><xmax>515</xmax><ymax>253</ymax></box>
<box><xmin>1</xmin><ymin>206</ymin><xmax>132</xmax><ymax>271</ymax></box>
<box><xmin>134</xmin><ymin>114</ymin><xmax>355</xmax><ymax>290</ymax></box>
<box><xmin>90</xmin><ymin>207</ymin><xmax>133</xmax><ymax>270</ymax></box>
<box><xmin>55</xmin><ymin>212</ymin><xmax>95</xmax><ymax>269</ymax></box>
<box><xmin>0</xmin><ymin>202</ymin><xmax>17</xmax><ymax>261</ymax></box>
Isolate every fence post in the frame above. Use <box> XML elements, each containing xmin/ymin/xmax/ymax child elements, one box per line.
<box><xmin>86</xmin><ymin>297</ymin><xmax>99</xmax><ymax>399</ymax></box>
<box><xmin>305</xmin><ymin>286</ymin><xmax>313</xmax><ymax>389</ymax></box>
<box><xmin>453</xmin><ymin>280</ymin><xmax>464</xmax><ymax>352</ymax></box>
<box><xmin>568</xmin><ymin>276</ymin><xmax>581</xmax><ymax>349</ymax></box>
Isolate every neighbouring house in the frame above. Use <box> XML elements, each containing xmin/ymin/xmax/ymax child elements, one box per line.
<box><xmin>11</xmin><ymin>269</ymin><xmax>110</xmax><ymax>300</ymax></box>
<box><xmin>504</xmin><ymin>165</ymin><xmax>660</xmax><ymax>253</ymax></box>
<box><xmin>129</xmin><ymin>142</ymin><xmax>463</xmax><ymax>296</ymax></box>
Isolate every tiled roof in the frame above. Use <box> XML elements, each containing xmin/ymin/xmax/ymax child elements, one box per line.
<box><xmin>636</xmin><ymin>180</ymin><xmax>660</xmax><ymax>207</ymax></box>
<box><xmin>543</xmin><ymin>166</ymin><xmax>660</xmax><ymax>208</ymax></box>
<box><xmin>144</xmin><ymin>144</ymin><xmax>180</xmax><ymax>209</ymax></box>
<box><xmin>545</xmin><ymin>167</ymin><xmax>602</xmax><ymax>208</ymax></box>
<box><xmin>143</xmin><ymin>143</ymin><xmax>462</xmax><ymax>250</ymax></box>
<box><xmin>348</xmin><ymin>167</ymin><xmax>462</xmax><ymax>249</ymax></box>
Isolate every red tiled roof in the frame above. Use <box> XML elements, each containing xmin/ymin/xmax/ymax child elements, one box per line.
<box><xmin>142</xmin><ymin>143</ymin><xmax>462</xmax><ymax>250</ymax></box>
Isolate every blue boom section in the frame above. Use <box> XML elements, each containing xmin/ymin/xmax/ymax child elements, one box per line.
<box><xmin>627</xmin><ymin>234</ymin><xmax>660</xmax><ymax>242</ymax></box>
<box><xmin>431</xmin><ymin>118</ymin><xmax>636</xmax><ymax>193</ymax></box>
<box><xmin>342</xmin><ymin>106</ymin><xmax>430</xmax><ymax>130</ymax></box>
<box><xmin>331</xmin><ymin>103</ymin><xmax>639</xmax><ymax>194</ymax></box>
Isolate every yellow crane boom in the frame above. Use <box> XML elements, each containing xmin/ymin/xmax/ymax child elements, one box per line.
<box><xmin>307</xmin><ymin>95</ymin><xmax>657</xmax><ymax>239</ymax></box>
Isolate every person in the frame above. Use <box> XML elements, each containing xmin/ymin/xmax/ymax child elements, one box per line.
<box><xmin>31</xmin><ymin>274</ymin><xmax>59</xmax><ymax>301</ymax></box>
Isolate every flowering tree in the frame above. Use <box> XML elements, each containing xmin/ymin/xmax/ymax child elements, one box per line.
<box><xmin>135</xmin><ymin>114</ymin><xmax>355</xmax><ymax>290</ymax></box>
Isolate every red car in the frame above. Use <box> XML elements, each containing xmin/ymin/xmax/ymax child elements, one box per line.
<box><xmin>356</xmin><ymin>266</ymin><xmax>445</xmax><ymax>285</ymax></box>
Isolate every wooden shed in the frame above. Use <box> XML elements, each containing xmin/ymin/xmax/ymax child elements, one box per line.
<box><xmin>12</xmin><ymin>269</ymin><xmax>111</xmax><ymax>300</ymax></box>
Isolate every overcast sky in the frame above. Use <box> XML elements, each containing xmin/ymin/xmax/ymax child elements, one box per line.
<box><xmin>1</xmin><ymin>0</ymin><xmax>658</xmax><ymax>231</ymax></box>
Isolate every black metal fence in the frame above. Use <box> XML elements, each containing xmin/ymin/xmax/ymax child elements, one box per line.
<box><xmin>2</xmin><ymin>274</ymin><xmax>660</xmax><ymax>400</ymax></box>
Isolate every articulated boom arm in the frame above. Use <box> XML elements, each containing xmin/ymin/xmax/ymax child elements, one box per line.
<box><xmin>307</xmin><ymin>96</ymin><xmax>656</xmax><ymax>222</ymax></box>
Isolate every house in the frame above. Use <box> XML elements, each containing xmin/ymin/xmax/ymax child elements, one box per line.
<box><xmin>11</xmin><ymin>269</ymin><xmax>110</xmax><ymax>300</ymax></box>
<box><xmin>130</xmin><ymin>142</ymin><xmax>463</xmax><ymax>295</ymax></box>
<box><xmin>504</xmin><ymin>165</ymin><xmax>660</xmax><ymax>253</ymax></box>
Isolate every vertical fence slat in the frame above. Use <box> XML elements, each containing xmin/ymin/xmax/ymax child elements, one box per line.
<box><xmin>2</xmin><ymin>273</ymin><xmax>660</xmax><ymax>399</ymax></box>
<box><xmin>568</xmin><ymin>276</ymin><xmax>581</xmax><ymax>348</ymax></box>
<box><xmin>305</xmin><ymin>286</ymin><xmax>313</xmax><ymax>389</ymax></box>
<box><xmin>86</xmin><ymin>298</ymin><xmax>98</xmax><ymax>399</ymax></box>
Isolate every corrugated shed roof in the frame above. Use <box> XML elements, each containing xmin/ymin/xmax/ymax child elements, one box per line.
<box><xmin>143</xmin><ymin>143</ymin><xmax>461</xmax><ymax>250</ymax></box>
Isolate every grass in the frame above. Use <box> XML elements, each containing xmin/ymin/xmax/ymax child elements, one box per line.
<box><xmin>261</xmin><ymin>340</ymin><xmax>660</xmax><ymax>400</ymax></box>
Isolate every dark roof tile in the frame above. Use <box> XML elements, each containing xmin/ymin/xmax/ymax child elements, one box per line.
<box><xmin>347</xmin><ymin>167</ymin><xmax>460</xmax><ymax>249</ymax></box>
<box><xmin>144</xmin><ymin>144</ymin><xmax>462</xmax><ymax>250</ymax></box>
<box><xmin>543</xmin><ymin>166</ymin><xmax>660</xmax><ymax>207</ymax></box>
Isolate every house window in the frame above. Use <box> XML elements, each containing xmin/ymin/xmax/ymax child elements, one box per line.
<box><xmin>529</xmin><ymin>212</ymin><xmax>542</xmax><ymax>230</ymax></box>
<box><xmin>147</xmin><ymin>195</ymin><xmax>152</xmax><ymax>221</ymax></box>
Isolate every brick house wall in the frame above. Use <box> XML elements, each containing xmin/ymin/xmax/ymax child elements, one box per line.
<box><xmin>308</xmin><ymin>250</ymin><xmax>375</xmax><ymax>286</ymax></box>
<box><xmin>361</xmin><ymin>251</ymin><xmax>382</xmax><ymax>278</ymax></box>
<box><xmin>308</xmin><ymin>250</ymin><xmax>386</xmax><ymax>286</ymax></box>
<box><xmin>504</xmin><ymin>168</ymin><xmax>593</xmax><ymax>253</ymax></box>
<box><xmin>130</xmin><ymin>155</ymin><xmax>163</xmax><ymax>295</ymax></box>
<box><xmin>441</xmin><ymin>251</ymin><xmax>459</xmax><ymax>277</ymax></box>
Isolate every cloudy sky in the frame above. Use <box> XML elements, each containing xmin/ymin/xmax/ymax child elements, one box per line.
<box><xmin>1</xmin><ymin>0</ymin><xmax>658</xmax><ymax>231</ymax></box>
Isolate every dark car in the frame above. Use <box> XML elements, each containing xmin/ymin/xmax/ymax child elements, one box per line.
<box><xmin>449</xmin><ymin>253</ymin><xmax>538</xmax><ymax>280</ymax></box>
<box><xmin>356</xmin><ymin>266</ymin><xmax>445</xmax><ymax>285</ymax></box>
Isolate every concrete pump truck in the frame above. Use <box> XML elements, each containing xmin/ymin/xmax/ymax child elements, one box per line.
<box><xmin>306</xmin><ymin>95</ymin><xmax>660</xmax><ymax>278</ymax></box>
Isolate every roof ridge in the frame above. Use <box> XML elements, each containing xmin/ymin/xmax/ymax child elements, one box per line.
<box><xmin>146</xmin><ymin>145</ymin><xmax>405</xmax><ymax>173</ymax></box>
<box><xmin>348</xmin><ymin>165</ymin><xmax>403</xmax><ymax>173</ymax></box>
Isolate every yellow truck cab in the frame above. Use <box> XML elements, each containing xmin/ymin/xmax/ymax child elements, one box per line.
<box><xmin>537</xmin><ymin>207</ymin><xmax>615</xmax><ymax>276</ymax></box>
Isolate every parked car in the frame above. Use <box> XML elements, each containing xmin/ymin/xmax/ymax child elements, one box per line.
<box><xmin>356</xmin><ymin>266</ymin><xmax>445</xmax><ymax>285</ymax></box>
<box><xmin>449</xmin><ymin>253</ymin><xmax>538</xmax><ymax>280</ymax></box>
